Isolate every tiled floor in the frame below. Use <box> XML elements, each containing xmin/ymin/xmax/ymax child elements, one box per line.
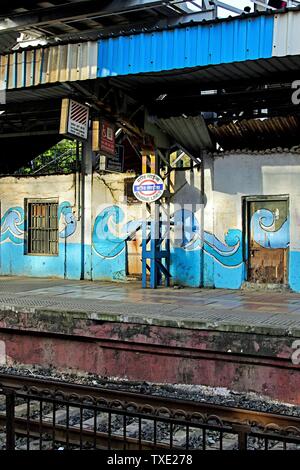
<box><xmin>1</xmin><ymin>276</ymin><xmax>300</xmax><ymax>332</ymax></box>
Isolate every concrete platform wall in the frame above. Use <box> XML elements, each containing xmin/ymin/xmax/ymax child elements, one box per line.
<box><xmin>0</xmin><ymin>310</ymin><xmax>299</xmax><ymax>403</ymax></box>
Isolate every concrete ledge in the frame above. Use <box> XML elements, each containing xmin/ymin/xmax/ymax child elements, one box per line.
<box><xmin>0</xmin><ymin>303</ymin><xmax>299</xmax><ymax>338</ymax></box>
<box><xmin>0</xmin><ymin>306</ymin><xmax>299</xmax><ymax>403</ymax></box>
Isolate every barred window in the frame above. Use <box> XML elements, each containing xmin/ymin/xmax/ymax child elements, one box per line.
<box><xmin>27</xmin><ymin>201</ymin><xmax>58</xmax><ymax>255</ymax></box>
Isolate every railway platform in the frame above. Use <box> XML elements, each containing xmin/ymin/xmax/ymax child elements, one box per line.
<box><xmin>0</xmin><ymin>277</ymin><xmax>299</xmax><ymax>403</ymax></box>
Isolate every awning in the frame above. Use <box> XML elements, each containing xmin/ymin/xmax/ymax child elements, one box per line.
<box><xmin>154</xmin><ymin>115</ymin><xmax>213</xmax><ymax>155</ymax></box>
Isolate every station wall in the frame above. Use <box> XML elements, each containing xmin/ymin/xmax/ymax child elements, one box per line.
<box><xmin>0</xmin><ymin>174</ymin><xmax>82</xmax><ymax>279</ymax></box>
<box><xmin>0</xmin><ymin>153</ymin><xmax>300</xmax><ymax>292</ymax></box>
<box><xmin>204</xmin><ymin>152</ymin><xmax>300</xmax><ymax>291</ymax></box>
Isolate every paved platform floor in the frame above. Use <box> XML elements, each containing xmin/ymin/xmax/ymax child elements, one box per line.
<box><xmin>1</xmin><ymin>277</ymin><xmax>300</xmax><ymax>334</ymax></box>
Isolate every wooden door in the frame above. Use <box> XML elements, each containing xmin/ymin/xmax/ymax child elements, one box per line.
<box><xmin>248</xmin><ymin>199</ymin><xmax>289</xmax><ymax>284</ymax></box>
<box><xmin>127</xmin><ymin>238</ymin><xmax>142</xmax><ymax>278</ymax></box>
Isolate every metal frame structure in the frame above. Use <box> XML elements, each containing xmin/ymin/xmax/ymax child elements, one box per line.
<box><xmin>2</xmin><ymin>0</ymin><xmax>300</xmax><ymax>50</ymax></box>
<box><xmin>141</xmin><ymin>148</ymin><xmax>171</xmax><ymax>288</ymax></box>
<box><xmin>141</xmin><ymin>145</ymin><xmax>201</xmax><ymax>288</ymax></box>
<box><xmin>0</xmin><ymin>1</ymin><xmax>212</xmax><ymax>40</ymax></box>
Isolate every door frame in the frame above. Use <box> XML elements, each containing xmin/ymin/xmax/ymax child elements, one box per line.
<box><xmin>242</xmin><ymin>194</ymin><xmax>289</xmax><ymax>283</ymax></box>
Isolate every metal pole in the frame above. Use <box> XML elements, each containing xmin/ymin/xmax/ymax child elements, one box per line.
<box><xmin>232</xmin><ymin>424</ymin><xmax>250</xmax><ymax>450</ymax></box>
<box><xmin>4</xmin><ymin>388</ymin><xmax>15</xmax><ymax>450</ymax></box>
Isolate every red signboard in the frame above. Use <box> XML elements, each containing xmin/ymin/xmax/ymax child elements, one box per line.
<box><xmin>100</xmin><ymin>120</ymin><xmax>115</xmax><ymax>156</ymax></box>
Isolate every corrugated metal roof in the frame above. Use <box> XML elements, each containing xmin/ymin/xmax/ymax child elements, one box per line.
<box><xmin>109</xmin><ymin>55</ymin><xmax>300</xmax><ymax>90</ymax></box>
<box><xmin>154</xmin><ymin>115</ymin><xmax>213</xmax><ymax>154</ymax></box>
<box><xmin>0</xmin><ymin>41</ymin><xmax>97</xmax><ymax>89</ymax></box>
<box><xmin>5</xmin><ymin>84</ymin><xmax>71</xmax><ymax>104</ymax></box>
<box><xmin>208</xmin><ymin>115</ymin><xmax>300</xmax><ymax>151</ymax></box>
<box><xmin>2</xmin><ymin>7</ymin><xmax>300</xmax><ymax>93</ymax></box>
<box><xmin>0</xmin><ymin>4</ymin><xmax>299</xmax><ymax>55</ymax></box>
<box><xmin>273</xmin><ymin>10</ymin><xmax>300</xmax><ymax>56</ymax></box>
<box><xmin>0</xmin><ymin>14</ymin><xmax>275</xmax><ymax>91</ymax></box>
<box><xmin>0</xmin><ymin>32</ymin><xmax>19</xmax><ymax>54</ymax></box>
<box><xmin>3</xmin><ymin>52</ymin><xmax>300</xmax><ymax>100</ymax></box>
<box><xmin>97</xmin><ymin>15</ymin><xmax>274</xmax><ymax>78</ymax></box>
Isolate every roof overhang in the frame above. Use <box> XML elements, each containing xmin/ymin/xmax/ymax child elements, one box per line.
<box><xmin>0</xmin><ymin>0</ymin><xmax>214</xmax><ymax>53</ymax></box>
<box><xmin>2</xmin><ymin>9</ymin><xmax>300</xmax><ymax>93</ymax></box>
<box><xmin>153</xmin><ymin>115</ymin><xmax>213</xmax><ymax>155</ymax></box>
<box><xmin>209</xmin><ymin>115</ymin><xmax>300</xmax><ymax>151</ymax></box>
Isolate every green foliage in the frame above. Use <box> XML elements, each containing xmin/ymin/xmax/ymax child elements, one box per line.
<box><xmin>16</xmin><ymin>139</ymin><xmax>80</xmax><ymax>175</ymax></box>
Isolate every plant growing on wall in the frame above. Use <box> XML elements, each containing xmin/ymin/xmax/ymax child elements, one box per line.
<box><xmin>15</xmin><ymin>139</ymin><xmax>80</xmax><ymax>175</ymax></box>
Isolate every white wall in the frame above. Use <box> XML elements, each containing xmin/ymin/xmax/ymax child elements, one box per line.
<box><xmin>204</xmin><ymin>152</ymin><xmax>300</xmax><ymax>290</ymax></box>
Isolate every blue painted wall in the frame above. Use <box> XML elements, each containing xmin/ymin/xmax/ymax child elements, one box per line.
<box><xmin>98</xmin><ymin>15</ymin><xmax>274</xmax><ymax>78</ymax></box>
<box><xmin>289</xmin><ymin>252</ymin><xmax>300</xmax><ymax>292</ymax></box>
<box><xmin>170</xmin><ymin>209</ymin><xmax>245</xmax><ymax>289</ymax></box>
<box><xmin>0</xmin><ymin>200</ymin><xmax>297</xmax><ymax>291</ymax></box>
<box><xmin>90</xmin><ymin>203</ymin><xmax>291</xmax><ymax>291</ymax></box>
<box><xmin>0</xmin><ymin>202</ymin><xmax>82</xmax><ymax>280</ymax></box>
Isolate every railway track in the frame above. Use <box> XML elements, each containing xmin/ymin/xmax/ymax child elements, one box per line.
<box><xmin>0</xmin><ymin>373</ymin><xmax>300</xmax><ymax>450</ymax></box>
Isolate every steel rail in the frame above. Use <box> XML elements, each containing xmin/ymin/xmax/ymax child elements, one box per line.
<box><xmin>0</xmin><ymin>413</ymin><xmax>176</xmax><ymax>450</ymax></box>
<box><xmin>0</xmin><ymin>373</ymin><xmax>300</xmax><ymax>431</ymax></box>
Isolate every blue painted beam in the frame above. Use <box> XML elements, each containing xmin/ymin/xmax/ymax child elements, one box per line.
<box><xmin>97</xmin><ymin>15</ymin><xmax>274</xmax><ymax>78</ymax></box>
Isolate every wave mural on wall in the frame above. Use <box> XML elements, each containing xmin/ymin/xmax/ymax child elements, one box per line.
<box><xmin>0</xmin><ymin>202</ymin><xmax>292</xmax><ymax>288</ymax></box>
<box><xmin>58</xmin><ymin>201</ymin><xmax>77</xmax><ymax>238</ymax></box>
<box><xmin>0</xmin><ymin>202</ymin><xmax>77</xmax><ymax>246</ymax></box>
<box><xmin>203</xmin><ymin>229</ymin><xmax>243</xmax><ymax>267</ymax></box>
<box><xmin>0</xmin><ymin>207</ymin><xmax>24</xmax><ymax>244</ymax></box>
<box><xmin>251</xmin><ymin>208</ymin><xmax>289</xmax><ymax>249</ymax></box>
<box><xmin>92</xmin><ymin>205</ymin><xmax>142</xmax><ymax>258</ymax></box>
<box><xmin>93</xmin><ymin>206</ymin><xmax>243</xmax><ymax>269</ymax></box>
<box><xmin>173</xmin><ymin>209</ymin><xmax>243</xmax><ymax>267</ymax></box>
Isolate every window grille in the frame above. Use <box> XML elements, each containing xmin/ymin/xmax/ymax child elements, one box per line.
<box><xmin>27</xmin><ymin>201</ymin><xmax>58</xmax><ymax>255</ymax></box>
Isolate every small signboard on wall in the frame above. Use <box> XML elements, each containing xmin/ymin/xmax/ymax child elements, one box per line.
<box><xmin>99</xmin><ymin>144</ymin><xmax>124</xmax><ymax>173</ymax></box>
<box><xmin>92</xmin><ymin>119</ymin><xmax>116</xmax><ymax>156</ymax></box>
<box><xmin>60</xmin><ymin>98</ymin><xmax>89</xmax><ymax>140</ymax></box>
<box><xmin>100</xmin><ymin>120</ymin><xmax>116</xmax><ymax>156</ymax></box>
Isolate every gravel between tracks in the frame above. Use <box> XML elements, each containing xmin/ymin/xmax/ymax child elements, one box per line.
<box><xmin>0</xmin><ymin>364</ymin><xmax>299</xmax><ymax>417</ymax></box>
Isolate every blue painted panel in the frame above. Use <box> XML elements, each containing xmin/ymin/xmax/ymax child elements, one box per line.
<box><xmin>251</xmin><ymin>209</ymin><xmax>289</xmax><ymax>249</ymax></box>
<box><xmin>170</xmin><ymin>248</ymin><xmax>201</xmax><ymax>288</ymax></box>
<box><xmin>213</xmin><ymin>260</ymin><xmax>245</xmax><ymax>289</ymax></box>
<box><xmin>203</xmin><ymin>254</ymin><xmax>214</xmax><ymax>287</ymax></box>
<box><xmin>289</xmin><ymin>251</ymin><xmax>300</xmax><ymax>293</ymax></box>
<box><xmin>98</xmin><ymin>16</ymin><xmax>274</xmax><ymax>77</ymax></box>
<box><xmin>0</xmin><ymin>243</ymin><xmax>82</xmax><ymax>280</ymax></box>
<box><xmin>92</xmin><ymin>246</ymin><xmax>126</xmax><ymax>281</ymax></box>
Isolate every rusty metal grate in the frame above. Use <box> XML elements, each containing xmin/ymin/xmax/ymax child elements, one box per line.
<box><xmin>27</xmin><ymin>201</ymin><xmax>58</xmax><ymax>256</ymax></box>
<box><xmin>1</xmin><ymin>379</ymin><xmax>300</xmax><ymax>451</ymax></box>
